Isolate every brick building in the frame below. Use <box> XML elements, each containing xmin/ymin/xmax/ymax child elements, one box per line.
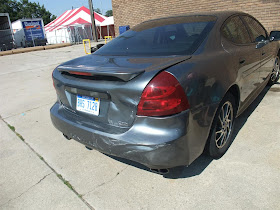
<box><xmin>112</xmin><ymin>0</ymin><xmax>280</xmax><ymax>36</ymax></box>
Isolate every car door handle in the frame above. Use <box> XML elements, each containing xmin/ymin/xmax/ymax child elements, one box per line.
<box><xmin>239</xmin><ymin>59</ymin><xmax>246</xmax><ymax>64</ymax></box>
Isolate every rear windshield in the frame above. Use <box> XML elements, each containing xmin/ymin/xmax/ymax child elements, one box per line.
<box><xmin>95</xmin><ymin>15</ymin><xmax>217</xmax><ymax>56</ymax></box>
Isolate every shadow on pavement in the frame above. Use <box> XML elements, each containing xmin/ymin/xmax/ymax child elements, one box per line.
<box><xmin>165</xmin><ymin>85</ymin><xmax>271</xmax><ymax>179</ymax></box>
<box><xmin>107</xmin><ymin>86</ymin><xmax>272</xmax><ymax>179</ymax></box>
<box><xmin>231</xmin><ymin>86</ymin><xmax>270</xmax><ymax>142</ymax></box>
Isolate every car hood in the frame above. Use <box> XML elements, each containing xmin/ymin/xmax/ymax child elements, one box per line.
<box><xmin>58</xmin><ymin>54</ymin><xmax>192</xmax><ymax>81</ymax></box>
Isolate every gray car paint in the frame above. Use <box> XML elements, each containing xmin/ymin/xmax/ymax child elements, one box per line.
<box><xmin>50</xmin><ymin>11</ymin><xmax>279</xmax><ymax>169</ymax></box>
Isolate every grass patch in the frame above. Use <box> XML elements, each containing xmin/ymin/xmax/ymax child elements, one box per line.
<box><xmin>7</xmin><ymin>123</ymin><xmax>25</xmax><ymax>141</ymax></box>
<box><xmin>16</xmin><ymin>133</ymin><xmax>24</xmax><ymax>141</ymax></box>
<box><xmin>57</xmin><ymin>174</ymin><xmax>74</xmax><ymax>191</ymax></box>
<box><xmin>56</xmin><ymin>174</ymin><xmax>83</xmax><ymax>199</ymax></box>
<box><xmin>7</xmin><ymin>124</ymin><xmax>15</xmax><ymax>132</ymax></box>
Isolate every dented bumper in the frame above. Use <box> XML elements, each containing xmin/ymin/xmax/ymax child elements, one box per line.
<box><xmin>50</xmin><ymin>102</ymin><xmax>201</xmax><ymax>169</ymax></box>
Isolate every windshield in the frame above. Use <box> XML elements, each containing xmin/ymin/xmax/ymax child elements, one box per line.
<box><xmin>95</xmin><ymin>15</ymin><xmax>217</xmax><ymax>56</ymax></box>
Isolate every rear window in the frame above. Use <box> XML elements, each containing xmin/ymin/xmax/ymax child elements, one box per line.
<box><xmin>95</xmin><ymin>16</ymin><xmax>217</xmax><ymax>56</ymax></box>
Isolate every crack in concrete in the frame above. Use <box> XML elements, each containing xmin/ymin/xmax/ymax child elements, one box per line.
<box><xmin>84</xmin><ymin>166</ymin><xmax>129</xmax><ymax>196</ymax></box>
<box><xmin>0</xmin><ymin>172</ymin><xmax>53</xmax><ymax>208</ymax></box>
<box><xmin>1</xmin><ymin>118</ymin><xmax>94</xmax><ymax>210</ymax></box>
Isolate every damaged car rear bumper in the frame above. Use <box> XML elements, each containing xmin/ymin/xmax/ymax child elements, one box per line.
<box><xmin>50</xmin><ymin>102</ymin><xmax>201</xmax><ymax>169</ymax></box>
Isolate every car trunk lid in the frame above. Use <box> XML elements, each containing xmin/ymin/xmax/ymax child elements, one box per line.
<box><xmin>53</xmin><ymin>54</ymin><xmax>191</xmax><ymax>133</ymax></box>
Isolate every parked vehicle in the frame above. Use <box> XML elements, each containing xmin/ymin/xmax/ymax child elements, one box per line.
<box><xmin>0</xmin><ymin>13</ymin><xmax>14</xmax><ymax>51</ymax></box>
<box><xmin>12</xmin><ymin>18</ymin><xmax>47</xmax><ymax>48</ymax></box>
<box><xmin>50</xmin><ymin>11</ymin><xmax>280</xmax><ymax>172</ymax></box>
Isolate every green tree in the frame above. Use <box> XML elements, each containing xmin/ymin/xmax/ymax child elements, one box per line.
<box><xmin>93</xmin><ymin>8</ymin><xmax>102</xmax><ymax>14</ymax></box>
<box><xmin>105</xmin><ymin>10</ymin><xmax>112</xmax><ymax>17</ymax></box>
<box><xmin>0</xmin><ymin>0</ymin><xmax>56</xmax><ymax>24</ymax></box>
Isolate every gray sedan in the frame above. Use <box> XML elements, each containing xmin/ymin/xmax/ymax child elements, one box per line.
<box><xmin>50</xmin><ymin>11</ymin><xmax>280</xmax><ymax>173</ymax></box>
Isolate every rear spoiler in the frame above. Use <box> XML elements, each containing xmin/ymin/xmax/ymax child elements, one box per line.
<box><xmin>57</xmin><ymin>65</ymin><xmax>145</xmax><ymax>81</ymax></box>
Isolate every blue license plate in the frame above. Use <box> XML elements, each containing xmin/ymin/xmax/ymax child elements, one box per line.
<box><xmin>76</xmin><ymin>95</ymin><xmax>100</xmax><ymax>116</ymax></box>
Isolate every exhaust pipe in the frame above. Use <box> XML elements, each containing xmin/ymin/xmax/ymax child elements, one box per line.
<box><xmin>150</xmin><ymin>168</ymin><xmax>169</xmax><ymax>175</ymax></box>
<box><xmin>63</xmin><ymin>134</ymin><xmax>71</xmax><ymax>140</ymax></box>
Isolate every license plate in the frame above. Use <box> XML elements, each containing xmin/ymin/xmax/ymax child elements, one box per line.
<box><xmin>76</xmin><ymin>95</ymin><xmax>100</xmax><ymax>116</ymax></box>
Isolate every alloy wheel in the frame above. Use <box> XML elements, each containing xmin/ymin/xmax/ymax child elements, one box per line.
<box><xmin>271</xmin><ymin>57</ymin><xmax>280</xmax><ymax>82</ymax></box>
<box><xmin>215</xmin><ymin>101</ymin><xmax>234</xmax><ymax>149</ymax></box>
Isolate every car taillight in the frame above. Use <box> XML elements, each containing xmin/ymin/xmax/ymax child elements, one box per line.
<box><xmin>137</xmin><ymin>71</ymin><xmax>190</xmax><ymax>117</ymax></box>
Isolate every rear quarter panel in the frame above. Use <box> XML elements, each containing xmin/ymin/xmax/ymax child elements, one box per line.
<box><xmin>165</xmin><ymin>50</ymin><xmax>237</xmax><ymax>160</ymax></box>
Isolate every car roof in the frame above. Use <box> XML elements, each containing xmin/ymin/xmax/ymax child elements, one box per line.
<box><xmin>141</xmin><ymin>11</ymin><xmax>248</xmax><ymax>24</ymax></box>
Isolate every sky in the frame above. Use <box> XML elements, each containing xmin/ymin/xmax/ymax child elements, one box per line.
<box><xmin>30</xmin><ymin>0</ymin><xmax>112</xmax><ymax>17</ymax></box>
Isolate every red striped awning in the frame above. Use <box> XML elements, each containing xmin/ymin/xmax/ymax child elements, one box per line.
<box><xmin>45</xmin><ymin>6</ymin><xmax>106</xmax><ymax>32</ymax></box>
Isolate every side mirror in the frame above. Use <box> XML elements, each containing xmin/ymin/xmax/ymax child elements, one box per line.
<box><xmin>255</xmin><ymin>35</ymin><xmax>266</xmax><ymax>42</ymax></box>
<box><xmin>90</xmin><ymin>44</ymin><xmax>105</xmax><ymax>53</ymax></box>
<box><xmin>255</xmin><ymin>35</ymin><xmax>268</xmax><ymax>49</ymax></box>
<box><xmin>269</xmin><ymin>31</ymin><xmax>280</xmax><ymax>41</ymax></box>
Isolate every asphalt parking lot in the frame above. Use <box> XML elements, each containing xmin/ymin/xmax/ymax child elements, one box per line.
<box><xmin>0</xmin><ymin>45</ymin><xmax>279</xmax><ymax>209</ymax></box>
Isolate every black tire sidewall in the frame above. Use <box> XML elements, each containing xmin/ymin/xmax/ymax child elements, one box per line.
<box><xmin>208</xmin><ymin>93</ymin><xmax>237</xmax><ymax>159</ymax></box>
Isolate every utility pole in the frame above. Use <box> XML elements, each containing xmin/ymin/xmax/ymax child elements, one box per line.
<box><xmin>88</xmin><ymin>0</ymin><xmax>98</xmax><ymax>42</ymax></box>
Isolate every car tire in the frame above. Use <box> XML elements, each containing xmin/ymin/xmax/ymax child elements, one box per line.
<box><xmin>268</xmin><ymin>56</ymin><xmax>280</xmax><ymax>86</ymax></box>
<box><xmin>206</xmin><ymin>93</ymin><xmax>237</xmax><ymax>159</ymax></box>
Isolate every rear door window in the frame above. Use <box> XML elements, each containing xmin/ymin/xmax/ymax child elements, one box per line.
<box><xmin>241</xmin><ymin>16</ymin><xmax>267</xmax><ymax>42</ymax></box>
<box><xmin>221</xmin><ymin>16</ymin><xmax>251</xmax><ymax>44</ymax></box>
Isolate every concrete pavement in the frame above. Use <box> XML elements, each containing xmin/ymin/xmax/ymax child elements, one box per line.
<box><xmin>0</xmin><ymin>44</ymin><xmax>279</xmax><ymax>209</ymax></box>
<box><xmin>0</xmin><ymin>118</ymin><xmax>90</xmax><ymax>209</ymax></box>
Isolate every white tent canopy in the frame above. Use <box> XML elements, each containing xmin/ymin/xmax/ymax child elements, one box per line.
<box><xmin>45</xmin><ymin>6</ymin><xmax>114</xmax><ymax>44</ymax></box>
<box><xmin>100</xmin><ymin>16</ymin><xmax>114</xmax><ymax>26</ymax></box>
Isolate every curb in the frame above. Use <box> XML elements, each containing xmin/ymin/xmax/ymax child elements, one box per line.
<box><xmin>0</xmin><ymin>43</ymin><xmax>72</xmax><ymax>56</ymax></box>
